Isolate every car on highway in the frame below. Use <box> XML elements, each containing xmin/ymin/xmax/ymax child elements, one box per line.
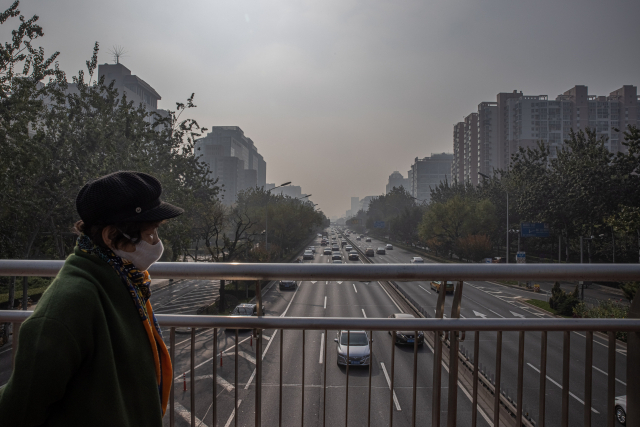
<box><xmin>356</xmin><ymin>236</ymin><xmax>361</xmax><ymax>241</ymax></box>
<box><xmin>365</xmin><ymin>237</ymin><xmax>371</xmax><ymax>242</ymax></box>
<box><xmin>376</xmin><ymin>247</ymin><xmax>386</xmax><ymax>255</ymax></box>
<box><xmin>388</xmin><ymin>313</ymin><xmax>424</xmax><ymax>346</ymax></box>
<box><xmin>345</xmin><ymin>245</ymin><xmax>352</xmax><ymax>251</ymax></box>
<box><xmin>348</xmin><ymin>251</ymin><xmax>359</xmax><ymax>260</ymax></box>
<box><xmin>615</xmin><ymin>396</ymin><xmax>626</xmax><ymax>425</ymax></box>
<box><xmin>341</xmin><ymin>240</ymin><xmax>347</xmax><ymax>247</ymax></box>
<box><xmin>332</xmin><ymin>236</ymin><xmax>337</xmax><ymax>240</ymax></box>
<box><xmin>279</xmin><ymin>280</ymin><xmax>297</xmax><ymax>290</ymax></box>
<box><xmin>323</xmin><ymin>248</ymin><xmax>332</xmax><ymax>255</ymax></box>
<box><xmin>365</xmin><ymin>248</ymin><xmax>375</xmax><ymax>256</ymax></box>
<box><xmin>430</xmin><ymin>280</ymin><xmax>455</xmax><ymax>294</ymax></box>
<box><xmin>320</xmin><ymin>240</ymin><xmax>327</xmax><ymax>246</ymax></box>
<box><xmin>332</xmin><ymin>260</ymin><xmax>343</xmax><ymax>264</ymax></box>
<box><xmin>332</xmin><ymin>245</ymin><xmax>340</xmax><ymax>252</ymax></box>
<box><xmin>332</xmin><ymin>254</ymin><xmax>342</xmax><ymax>261</ymax></box>
<box><xmin>385</xmin><ymin>244</ymin><xmax>393</xmax><ymax>250</ymax></box>
<box><xmin>229</xmin><ymin>303</ymin><xmax>258</xmax><ymax>331</ymax></box>
<box><xmin>410</xmin><ymin>257</ymin><xmax>424</xmax><ymax>263</ymax></box>
<box><xmin>303</xmin><ymin>250</ymin><xmax>314</xmax><ymax>260</ymax></box>
<box><xmin>335</xmin><ymin>330</ymin><xmax>371</xmax><ymax>366</ymax></box>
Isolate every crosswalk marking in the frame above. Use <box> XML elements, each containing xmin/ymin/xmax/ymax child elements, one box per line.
<box><xmin>175</xmin><ymin>401</ymin><xmax>209</xmax><ymax>427</ymax></box>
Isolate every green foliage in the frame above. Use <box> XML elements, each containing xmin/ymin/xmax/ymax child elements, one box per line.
<box><xmin>548</xmin><ymin>282</ymin><xmax>580</xmax><ymax>316</ymax></box>
<box><xmin>418</xmin><ymin>195</ymin><xmax>497</xmax><ymax>259</ymax></box>
<box><xmin>573</xmin><ymin>299</ymin><xmax>629</xmax><ymax>341</ymax></box>
<box><xmin>620</xmin><ymin>282</ymin><xmax>639</xmax><ymax>302</ymax></box>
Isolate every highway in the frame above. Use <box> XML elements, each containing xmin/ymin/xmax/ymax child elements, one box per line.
<box><xmin>162</xmin><ymin>231</ymin><xmax>490</xmax><ymax>427</ymax></box>
<box><xmin>347</xmin><ymin>232</ymin><xmax>628</xmax><ymax>426</ymax></box>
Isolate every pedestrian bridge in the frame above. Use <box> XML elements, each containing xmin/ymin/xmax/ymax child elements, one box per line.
<box><xmin>1</xmin><ymin>261</ymin><xmax>639</xmax><ymax>427</ymax></box>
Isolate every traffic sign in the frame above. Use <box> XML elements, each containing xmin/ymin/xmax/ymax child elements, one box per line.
<box><xmin>374</xmin><ymin>221</ymin><xmax>386</xmax><ymax>229</ymax></box>
<box><xmin>516</xmin><ymin>251</ymin><xmax>526</xmax><ymax>264</ymax></box>
<box><xmin>520</xmin><ymin>222</ymin><xmax>550</xmax><ymax>238</ymax></box>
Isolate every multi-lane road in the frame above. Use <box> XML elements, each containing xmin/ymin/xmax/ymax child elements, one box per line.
<box><xmin>345</xmin><ymin>232</ymin><xmax>628</xmax><ymax>426</ymax></box>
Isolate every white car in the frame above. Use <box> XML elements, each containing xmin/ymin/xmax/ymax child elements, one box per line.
<box><xmin>615</xmin><ymin>395</ymin><xmax>626</xmax><ymax>425</ymax></box>
<box><xmin>386</xmin><ymin>244</ymin><xmax>393</xmax><ymax>250</ymax></box>
<box><xmin>303</xmin><ymin>250</ymin><xmax>314</xmax><ymax>260</ymax></box>
<box><xmin>345</xmin><ymin>245</ymin><xmax>353</xmax><ymax>251</ymax></box>
<box><xmin>410</xmin><ymin>257</ymin><xmax>424</xmax><ymax>263</ymax></box>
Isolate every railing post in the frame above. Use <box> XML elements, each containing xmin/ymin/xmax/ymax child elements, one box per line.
<box><xmin>255</xmin><ymin>280</ymin><xmax>262</xmax><ymax>427</ymax></box>
<box><xmin>432</xmin><ymin>280</ymin><xmax>447</xmax><ymax>427</ymax></box>
<box><xmin>447</xmin><ymin>280</ymin><xmax>464</xmax><ymax>427</ymax></box>
<box><xmin>627</xmin><ymin>295</ymin><xmax>640</xmax><ymax>427</ymax></box>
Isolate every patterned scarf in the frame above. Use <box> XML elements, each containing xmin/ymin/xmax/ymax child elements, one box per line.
<box><xmin>77</xmin><ymin>234</ymin><xmax>171</xmax><ymax>416</ymax></box>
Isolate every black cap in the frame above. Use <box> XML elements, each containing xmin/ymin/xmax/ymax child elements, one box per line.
<box><xmin>76</xmin><ymin>171</ymin><xmax>184</xmax><ymax>225</ymax></box>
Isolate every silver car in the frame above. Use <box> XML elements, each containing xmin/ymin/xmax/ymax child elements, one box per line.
<box><xmin>334</xmin><ymin>330</ymin><xmax>371</xmax><ymax>366</ymax></box>
<box><xmin>615</xmin><ymin>395</ymin><xmax>626</xmax><ymax>425</ymax></box>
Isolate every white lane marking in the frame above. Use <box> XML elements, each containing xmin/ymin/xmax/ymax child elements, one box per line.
<box><xmin>326</xmin><ymin>281</ymin><xmax>329</xmax><ymax>284</ymax></box>
<box><xmin>223</xmin><ymin>399</ymin><xmax>242</xmax><ymax>427</ymax></box>
<box><xmin>592</xmin><ymin>365</ymin><xmax>627</xmax><ymax>385</ymax></box>
<box><xmin>527</xmin><ymin>363</ymin><xmax>599</xmax><ymax>413</ymax></box>
<box><xmin>193</xmin><ymin>374</ymin><xmax>235</xmax><ymax>392</ymax></box>
<box><xmin>353</xmin><ymin>284</ymin><xmax>358</xmax><ymax>293</ymax></box>
<box><xmin>362</xmin><ymin>309</ymin><xmax>367</xmax><ymax>318</ymax></box>
<box><xmin>377</xmin><ymin>281</ymin><xmax>403</xmax><ymax>312</ymax></box>
<box><xmin>464</xmin><ymin>295</ymin><xmax>505</xmax><ymax>318</ymax></box>
<box><xmin>237</xmin><ymin>350</ymin><xmax>256</xmax><ymax>364</ymax></box>
<box><xmin>573</xmin><ymin>331</ymin><xmax>627</xmax><ymax>355</ymax></box>
<box><xmin>263</xmin><ymin>334</ymin><xmax>271</xmax><ymax>341</ymax></box>
<box><xmin>324</xmin><ymin>296</ymin><xmax>327</xmax><ymax>309</ymax></box>
<box><xmin>510</xmin><ymin>311</ymin><xmax>526</xmax><ymax>318</ymax></box>
<box><xmin>337</xmin><ymin>281</ymin><xmax>343</xmax><ymax>284</ymax></box>
<box><xmin>418</xmin><ymin>285</ymin><xmax>432</xmax><ymax>294</ymax></box>
<box><xmin>473</xmin><ymin>310</ymin><xmax>487</xmax><ymax>318</ymax></box>
<box><xmin>176</xmin><ymin>401</ymin><xmax>209</xmax><ymax>427</ymax></box>
<box><xmin>319</xmin><ymin>332</ymin><xmax>325</xmax><ymax>364</ymax></box>
<box><xmin>311</xmin><ymin>281</ymin><xmax>317</xmax><ymax>284</ymax></box>
<box><xmin>380</xmin><ymin>362</ymin><xmax>401</xmax><ymax>411</ymax></box>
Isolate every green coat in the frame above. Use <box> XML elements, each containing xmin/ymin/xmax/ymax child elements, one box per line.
<box><xmin>0</xmin><ymin>247</ymin><xmax>164</xmax><ymax>426</ymax></box>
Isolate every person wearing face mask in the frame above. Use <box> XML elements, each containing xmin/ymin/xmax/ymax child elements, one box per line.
<box><xmin>0</xmin><ymin>171</ymin><xmax>183</xmax><ymax>427</ymax></box>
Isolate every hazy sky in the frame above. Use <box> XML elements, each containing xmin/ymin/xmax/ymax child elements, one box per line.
<box><xmin>8</xmin><ymin>0</ymin><xmax>640</xmax><ymax>218</ymax></box>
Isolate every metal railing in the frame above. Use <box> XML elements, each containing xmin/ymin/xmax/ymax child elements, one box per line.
<box><xmin>1</xmin><ymin>260</ymin><xmax>639</xmax><ymax>427</ymax></box>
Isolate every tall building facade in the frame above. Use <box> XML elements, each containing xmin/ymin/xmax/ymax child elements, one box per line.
<box><xmin>455</xmin><ymin>85</ymin><xmax>639</xmax><ymax>182</ymax></box>
<box><xmin>410</xmin><ymin>153</ymin><xmax>453</xmax><ymax>204</ymax></box>
<box><xmin>98</xmin><ymin>63</ymin><xmax>164</xmax><ymax>114</ymax></box>
<box><xmin>195</xmin><ymin>126</ymin><xmax>267</xmax><ymax>204</ymax></box>
<box><xmin>385</xmin><ymin>171</ymin><xmax>409</xmax><ymax>194</ymax></box>
<box><xmin>452</xmin><ymin>114</ymin><xmax>479</xmax><ymax>185</ymax></box>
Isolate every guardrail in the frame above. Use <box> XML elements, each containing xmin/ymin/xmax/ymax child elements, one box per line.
<box><xmin>1</xmin><ymin>260</ymin><xmax>639</xmax><ymax>427</ymax></box>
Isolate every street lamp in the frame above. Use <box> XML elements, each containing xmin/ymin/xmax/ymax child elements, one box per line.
<box><xmin>265</xmin><ymin>181</ymin><xmax>291</xmax><ymax>253</ymax></box>
<box><xmin>479</xmin><ymin>172</ymin><xmax>509</xmax><ymax>263</ymax></box>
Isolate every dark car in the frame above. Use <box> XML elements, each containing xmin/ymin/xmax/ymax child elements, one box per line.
<box><xmin>279</xmin><ymin>280</ymin><xmax>297</xmax><ymax>290</ymax></box>
<box><xmin>332</xmin><ymin>254</ymin><xmax>342</xmax><ymax>261</ymax></box>
<box><xmin>365</xmin><ymin>248</ymin><xmax>375</xmax><ymax>256</ymax></box>
<box><xmin>376</xmin><ymin>247</ymin><xmax>386</xmax><ymax>255</ymax></box>
<box><xmin>348</xmin><ymin>251</ymin><xmax>359</xmax><ymax>261</ymax></box>
<box><xmin>332</xmin><ymin>245</ymin><xmax>340</xmax><ymax>252</ymax></box>
<box><xmin>388</xmin><ymin>313</ymin><xmax>424</xmax><ymax>346</ymax></box>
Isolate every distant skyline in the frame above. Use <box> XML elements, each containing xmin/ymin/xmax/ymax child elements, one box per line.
<box><xmin>5</xmin><ymin>0</ymin><xmax>640</xmax><ymax>217</ymax></box>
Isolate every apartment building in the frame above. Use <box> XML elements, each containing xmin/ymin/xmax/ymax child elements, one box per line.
<box><xmin>385</xmin><ymin>171</ymin><xmax>410</xmax><ymax>194</ymax></box>
<box><xmin>410</xmin><ymin>153</ymin><xmax>453</xmax><ymax>204</ymax></box>
<box><xmin>195</xmin><ymin>126</ymin><xmax>267</xmax><ymax>204</ymax></box>
<box><xmin>455</xmin><ymin>85</ymin><xmax>639</xmax><ymax>182</ymax></box>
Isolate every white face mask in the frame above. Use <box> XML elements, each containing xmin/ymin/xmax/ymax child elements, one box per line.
<box><xmin>113</xmin><ymin>239</ymin><xmax>164</xmax><ymax>272</ymax></box>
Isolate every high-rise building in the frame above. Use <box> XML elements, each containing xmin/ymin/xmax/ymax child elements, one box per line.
<box><xmin>456</xmin><ymin>85</ymin><xmax>639</xmax><ymax>182</ymax></box>
<box><xmin>351</xmin><ymin>197</ymin><xmax>360</xmax><ymax>215</ymax></box>
<box><xmin>269</xmin><ymin>185</ymin><xmax>302</xmax><ymax>199</ymax></box>
<box><xmin>97</xmin><ymin>63</ymin><xmax>164</xmax><ymax>114</ymax></box>
<box><xmin>359</xmin><ymin>196</ymin><xmax>375</xmax><ymax>212</ymax></box>
<box><xmin>385</xmin><ymin>171</ymin><xmax>409</xmax><ymax>194</ymax></box>
<box><xmin>452</xmin><ymin>122</ymin><xmax>465</xmax><ymax>184</ymax></box>
<box><xmin>410</xmin><ymin>153</ymin><xmax>453</xmax><ymax>204</ymax></box>
<box><xmin>195</xmin><ymin>126</ymin><xmax>267</xmax><ymax>204</ymax></box>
